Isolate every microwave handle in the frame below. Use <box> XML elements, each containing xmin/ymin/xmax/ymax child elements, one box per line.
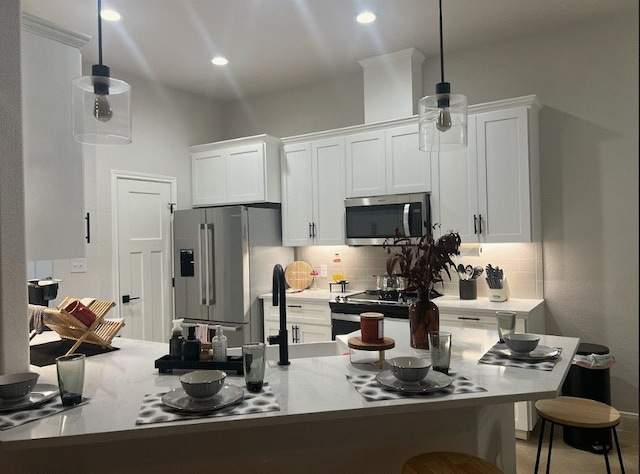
<box><xmin>402</xmin><ymin>203</ymin><xmax>411</xmax><ymax>236</ymax></box>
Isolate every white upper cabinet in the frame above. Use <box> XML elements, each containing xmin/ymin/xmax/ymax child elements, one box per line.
<box><xmin>345</xmin><ymin>130</ymin><xmax>386</xmax><ymax>197</ymax></box>
<box><xmin>281</xmin><ymin>137</ymin><xmax>345</xmax><ymax>246</ymax></box>
<box><xmin>191</xmin><ymin>135</ymin><xmax>281</xmax><ymax>207</ymax></box>
<box><xmin>345</xmin><ymin>120</ymin><xmax>431</xmax><ymax>198</ymax></box>
<box><xmin>385</xmin><ymin>123</ymin><xmax>432</xmax><ymax>195</ymax></box>
<box><xmin>432</xmin><ymin>96</ymin><xmax>541</xmax><ymax>243</ymax></box>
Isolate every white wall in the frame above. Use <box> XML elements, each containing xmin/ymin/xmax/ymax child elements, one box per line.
<box><xmin>50</xmin><ymin>70</ymin><xmax>225</xmax><ymax>314</ymax></box>
<box><xmin>0</xmin><ymin>0</ymin><xmax>29</xmax><ymax>373</ymax></box>
<box><xmin>220</xmin><ymin>72</ymin><xmax>364</xmax><ymax>139</ymax></box>
<box><xmin>221</xmin><ymin>12</ymin><xmax>639</xmax><ymax>414</ymax></box>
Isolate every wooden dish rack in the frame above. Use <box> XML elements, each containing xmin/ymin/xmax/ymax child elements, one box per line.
<box><xmin>32</xmin><ymin>297</ymin><xmax>123</xmax><ymax>356</ymax></box>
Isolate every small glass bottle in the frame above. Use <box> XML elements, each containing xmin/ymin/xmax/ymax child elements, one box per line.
<box><xmin>169</xmin><ymin>319</ymin><xmax>184</xmax><ymax>359</ymax></box>
<box><xmin>332</xmin><ymin>252</ymin><xmax>344</xmax><ymax>282</ymax></box>
<box><xmin>211</xmin><ymin>325</ymin><xmax>227</xmax><ymax>362</ymax></box>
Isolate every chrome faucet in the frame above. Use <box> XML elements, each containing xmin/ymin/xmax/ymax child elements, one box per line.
<box><xmin>267</xmin><ymin>264</ymin><xmax>290</xmax><ymax>366</ymax></box>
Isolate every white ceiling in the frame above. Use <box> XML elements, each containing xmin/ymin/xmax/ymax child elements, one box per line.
<box><xmin>20</xmin><ymin>0</ymin><xmax>635</xmax><ymax>101</ymax></box>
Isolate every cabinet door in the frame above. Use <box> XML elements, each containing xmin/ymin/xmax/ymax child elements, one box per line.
<box><xmin>476</xmin><ymin>108</ymin><xmax>531</xmax><ymax>242</ymax></box>
<box><xmin>385</xmin><ymin>123</ymin><xmax>431</xmax><ymax>195</ymax></box>
<box><xmin>433</xmin><ymin>118</ymin><xmax>478</xmax><ymax>242</ymax></box>
<box><xmin>281</xmin><ymin>143</ymin><xmax>314</xmax><ymax>246</ymax></box>
<box><xmin>297</xmin><ymin>323</ymin><xmax>332</xmax><ymax>343</ymax></box>
<box><xmin>313</xmin><ymin>137</ymin><xmax>345</xmax><ymax>245</ymax></box>
<box><xmin>264</xmin><ymin>320</ymin><xmax>296</xmax><ymax>345</ymax></box>
<box><xmin>345</xmin><ymin>130</ymin><xmax>386</xmax><ymax>197</ymax></box>
<box><xmin>226</xmin><ymin>143</ymin><xmax>266</xmax><ymax>204</ymax></box>
<box><xmin>192</xmin><ymin>149</ymin><xmax>227</xmax><ymax>206</ymax></box>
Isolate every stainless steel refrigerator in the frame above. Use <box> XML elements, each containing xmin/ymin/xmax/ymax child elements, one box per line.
<box><xmin>173</xmin><ymin>205</ymin><xmax>293</xmax><ymax>347</ymax></box>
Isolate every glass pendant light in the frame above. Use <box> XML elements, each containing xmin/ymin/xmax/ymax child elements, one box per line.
<box><xmin>72</xmin><ymin>0</ymin><xmax>131</xmax><ymax>145</ymax></box>
<box><xmin>418</xmin><ymin>0</ymin><xmax>467</xmax><ymax>152</ymax></box>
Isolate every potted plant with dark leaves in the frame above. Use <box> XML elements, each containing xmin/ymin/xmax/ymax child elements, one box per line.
<box><xmin>385</xmin><ymin>228</ymin><xmax>461</xmax><ymax>349</ymax></box>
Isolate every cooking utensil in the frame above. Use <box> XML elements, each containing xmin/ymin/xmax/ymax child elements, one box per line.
<box><xmin>457</xmin><ymin>264</ymin><xmax>466</xmax><ymax>280</ymax></box>
<box><xmin>373</xmin><ymin>275</ymin><xmax>407</xmax><ymax>291</ymax></box>
<box><xmin>465</xmin><ymin>265</ymin><xmax>474</xmax><ymax>280</ymax></box>
<box><xmin>472</xmin><ymin>266</ymin><xmax>484</xmax><ymax>279</ymax></box>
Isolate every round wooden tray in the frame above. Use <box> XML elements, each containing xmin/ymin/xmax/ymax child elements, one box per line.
<box><xmin>348</xmin><ymin>337</ymin><xmax>395</xmax><ymax>351</ymax></box>
<box><xmin>284</xmin><ymin>261</ymin><xmax>313</xmax><ymax>290</ymax></box>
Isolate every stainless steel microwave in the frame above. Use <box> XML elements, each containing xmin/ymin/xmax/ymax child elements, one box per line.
<box><xmin>345</xmin><ymin>193</ymin><xmax>431</xmax><ymax>246</ymax></box>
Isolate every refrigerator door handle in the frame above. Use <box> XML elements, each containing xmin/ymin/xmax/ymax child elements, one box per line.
<box><xmin>199</xmin><ymin>223</ymin><xmax>216</xmax><ymax>305</ymax></box>
<box><xmin>205</xmin><ymin>223</ymin><xmax>216</xmax><ymax>305</ymax></box>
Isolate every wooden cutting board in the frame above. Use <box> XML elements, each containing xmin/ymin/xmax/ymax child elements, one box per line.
<box><xmin>284</xmin><ymin>261</ymin><xmax>313</xmax><ymax>290</ymax></box>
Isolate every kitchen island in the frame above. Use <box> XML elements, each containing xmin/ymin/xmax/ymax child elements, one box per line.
<box><xmin>2</xmin><ymin>326</ymin><xmax>578</xmax><ymax>473</ymax></box>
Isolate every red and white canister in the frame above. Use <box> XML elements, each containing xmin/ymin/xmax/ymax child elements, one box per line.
<box><xmin>360</xmin><ymin>312</ymin><xmax>384</xmax><ymax>343</ymax></box>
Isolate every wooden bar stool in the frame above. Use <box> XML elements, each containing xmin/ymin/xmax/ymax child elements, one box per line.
<box><xmin>534</xmin><ymin>396</ymin><xmax>625</xmax><ymax>473</ymax></box>
<box><xmin>402</xmin><ymin>451</ymin><xmax>503</xmax><ymax>474</ymax></box>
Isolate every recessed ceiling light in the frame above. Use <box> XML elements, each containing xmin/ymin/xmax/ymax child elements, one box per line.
<box><xmin>356</xmin><ymin>11</ymin><xmax>376</xmax><ymax>24</ymax></box>
<box><xmin>211</xmin><ymin>56</ymin><xmax>229</xmax><ymax>66</ymax></box>
<box><xmin>100</xmin><ymin>9</ymin><xmax>122</xmax><ymax>22</ymax></box>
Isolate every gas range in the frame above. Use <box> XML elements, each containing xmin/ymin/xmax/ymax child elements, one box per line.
<box><xmin>330</xmin><ymin>289</ymin><xmax>441</xmax><ymax>319</ymax></box>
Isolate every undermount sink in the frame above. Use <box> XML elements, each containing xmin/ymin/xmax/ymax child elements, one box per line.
<box><xmin>228</xmin><ymin>341</ymin><xmax>347</xmax><ymax>361</ymax></box>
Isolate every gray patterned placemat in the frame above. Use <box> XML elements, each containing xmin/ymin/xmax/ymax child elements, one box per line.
<box><xmin>0</xmin><ymin>398</ymin><xmax>89</xmax><ymax>431</ymax></box>
<box><xmin>479</xmin><ymin>344</ymin><xmax>562</xmax><ymax>371</ymax></box>
<box><xmin>135</xmin><ymin>383</ymin><xmax>280</xmax><ymax>425</ymax></box>
<box><xmin>346</xmin><ymin>373</ymin><xmax>486</xmax><ymax>401</ymax></box>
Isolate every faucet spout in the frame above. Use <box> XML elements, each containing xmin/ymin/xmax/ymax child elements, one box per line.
<box><xmin>267</xmin><ymin>264</ymin><xmax>290</xmax><ymax>366</ymax></box>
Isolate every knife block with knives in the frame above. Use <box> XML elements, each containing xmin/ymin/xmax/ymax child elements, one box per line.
<box><xmin>486</xmin><ymin>264</ymin><xmax>508</xmax><ymax>302</ymax></box>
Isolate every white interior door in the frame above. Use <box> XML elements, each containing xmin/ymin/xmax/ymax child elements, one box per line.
<box><xmin>116</xmin><ymin>175</ymin><xmax>174</xmax><ymax>342</ymax></box>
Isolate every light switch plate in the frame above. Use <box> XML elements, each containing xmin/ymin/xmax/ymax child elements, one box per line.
<box><xmin>70</xmin><ymin>258</ymin><xmax>86</xmax><ymax>273</ymax></box>
<box><xmin>320</xmin><ymin>264</ymin><xmax>327</xmax><ymax>277</ymax></box>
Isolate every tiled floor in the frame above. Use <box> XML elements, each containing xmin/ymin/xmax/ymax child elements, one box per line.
<box><xmin>516</xmin><ymin>423</ymin><xmax>638</xmax><ymax>473</ymax></box>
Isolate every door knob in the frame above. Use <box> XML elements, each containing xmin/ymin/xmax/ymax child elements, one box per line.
<box><xmin>122</xmin><ymin>295</ymin><xmax>141</xmax><ymax>304</ymax></box>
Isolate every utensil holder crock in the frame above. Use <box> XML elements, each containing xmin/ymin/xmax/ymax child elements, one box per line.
<box><xmin>459</xmin><ymin>279</ymin><xmax>477</xmax><ymax>300</ymax></box>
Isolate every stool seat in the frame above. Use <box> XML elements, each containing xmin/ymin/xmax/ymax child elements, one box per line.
<box><xmin>402</xmin><ymin>451</ymin><xmax>503</xmax><ymax>474</ymax></box>
<box><xmin>535</xmin><ymin>396</ymin><xmax>620</xmax><ymax>428</ymax></box>
<box><xmin>534</xmin><ymin>396</ymin><xmax>625</xmax><ymax>474</ymax></box>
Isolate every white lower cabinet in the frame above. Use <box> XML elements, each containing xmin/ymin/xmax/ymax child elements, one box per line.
<box><xmin>263</xmin><ymin>300</ymin><xmax>332</xmax><ymax>344</ymax></box>
<box><xmin>440</xmin><ymin>306</ymin><xmax>543</xmax><ymax>439</ymax></box>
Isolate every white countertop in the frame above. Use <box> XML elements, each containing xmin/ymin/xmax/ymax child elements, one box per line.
<box><xmin>260</xmin><ymin>289</ymin><xmax>544</xmax><ymax>314</ymax></box>
<box><xmin>5</xmin><ymin>326</ymin><xmax>576</xmax><ymax>449</ymax></box>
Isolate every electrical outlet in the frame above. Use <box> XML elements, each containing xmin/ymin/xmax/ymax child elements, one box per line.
<box><xmin>320</xmin><ymin>264</ymin><xmax>327</xmax><ymax>277</ymax></box>
<box><xmin>70</xmin><ymin>258</ymin><xmax>87</xmax><ymax>273</ymax></box>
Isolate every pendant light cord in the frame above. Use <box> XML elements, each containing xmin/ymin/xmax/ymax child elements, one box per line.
<box><xmin>439</xmin><ymin>0</ymin><xmax>445</xmax><ymax>84</ymax></box>
<box><xmin>97</xmin><ymin>0</ymin><xmax>103</xmax><ymax>66</ymax></box>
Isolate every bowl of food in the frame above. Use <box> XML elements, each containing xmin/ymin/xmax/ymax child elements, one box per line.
<box><xmin>180</xmin><ymin>370</ymin><xmax>226</xmax><ymax>400</ymax></box>
<box><xmin>0</xmin><ymin>372</ymin><xmax>39</xmax><ymax>403</ymax></box>
<box><xmin>503</xmin><ymin>333</ymin><xmax>540</xmax><ymax>354</ymax></box>
<box><xmin>387</xmin><ymin>357</ymin><xmax>431</xmax><ymax>383</ymax></box>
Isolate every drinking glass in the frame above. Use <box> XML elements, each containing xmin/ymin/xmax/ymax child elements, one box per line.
<box><xmin>55</xmin><ymin>353</ymin><xmax>85</xmax><ymax>406</ymax></box>
<box><xmin>496</xmin><ymin>311</ymin><xmax>516</xmax><ymax>343</ymax></box>
<box><xmin>242</xmin><ymin>342</ymin><xmax>266</xmax><ymax>393</ymax></box>
<box><xmin>429</xmin><ymin>331</ymin><xmax>452</xmax><ymax>375</ymax></box>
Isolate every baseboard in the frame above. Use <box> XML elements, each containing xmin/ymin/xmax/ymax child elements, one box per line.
<box><xmin>619</xmin><ymin>411</ymin><xmax>639</xmax><ymax>433</ymax></box>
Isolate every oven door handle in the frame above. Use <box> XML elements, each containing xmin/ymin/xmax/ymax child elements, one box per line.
<box><xmin>331</xmin><ymin>313</ymin><xmax>361</xmax><ymax>323</ymax></box>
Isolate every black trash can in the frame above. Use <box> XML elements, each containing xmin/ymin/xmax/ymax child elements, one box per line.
<box><xmin>561</xmin><ymin>343</ymin><xmax>612</xmax><ymax>453</ymax></box>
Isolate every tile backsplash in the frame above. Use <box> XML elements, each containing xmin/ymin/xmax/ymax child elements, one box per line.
<box><xmin>295</xmin><ymin>242</ymin><xmax>543</xmax><ymax>299</ymax></box>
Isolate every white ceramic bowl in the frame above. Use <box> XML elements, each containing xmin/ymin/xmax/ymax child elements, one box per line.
<box><xmin>180</xmin><ymin>370</ymin><xmax>226</xmax><ymax>399</ymax></box>
<box><xmin>504</xmin><ymin>333</ymin><xmax>540</xmax><ymax>354</ymax></box>
<box><xmin>387</xmin><ymin>357</ymin><xmax>431</xmax><ymax>383</ymax></box>
<box><xmin>0</xmin><ymin>372</ymin><xmax>39</xmax><ymax>402</ymax></box>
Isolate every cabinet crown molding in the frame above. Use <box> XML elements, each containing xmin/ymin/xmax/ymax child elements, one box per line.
<box><xmin>282</xmin><ymin>95</ymin><xmax>542</xmax><ymax>144</ymax></box>
<box><xmin>22</xmin><ymin>13</ymin><xmax>90</xmax><ymax>49</ymax></box>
